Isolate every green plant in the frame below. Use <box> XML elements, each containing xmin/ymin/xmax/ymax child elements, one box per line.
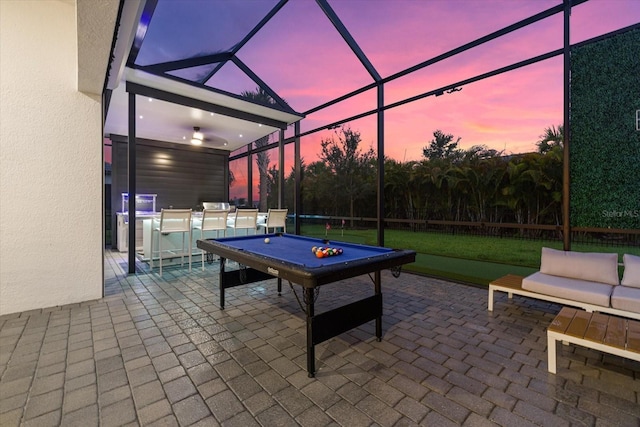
<box><xmin>570</xmin><ymin>28</ymin><xmax>640</xmax><ymax>229</ymax></box>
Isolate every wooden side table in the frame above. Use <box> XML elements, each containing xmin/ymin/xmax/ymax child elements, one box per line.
<box><xmin>488</xmin><ymin>274</ymin><xmax>524</xmax><ymax>311</ymax></box>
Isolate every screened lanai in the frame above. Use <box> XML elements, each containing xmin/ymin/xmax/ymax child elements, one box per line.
<box><xmin>4</xmin><ymin>1</ymin><xmax>640</xmax><ymax>425</ymax></box>
<box><xmin>104</xmin><ymin>0</ymin><xmax>640</xmax><ymax>276</ymax></box>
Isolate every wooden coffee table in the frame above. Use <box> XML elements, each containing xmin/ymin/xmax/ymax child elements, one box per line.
<box><xmin>547</xmin><ymin>307</ymin><xmax>640</xmax><ymax>373</ymax></box>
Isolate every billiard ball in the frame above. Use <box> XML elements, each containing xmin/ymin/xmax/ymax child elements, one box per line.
<box><xmin>264</xmin><ymin>238</ymin><xmax>270</xmax><ymax>244</ymax></box>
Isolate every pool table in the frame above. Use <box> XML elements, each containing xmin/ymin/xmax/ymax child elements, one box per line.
<box><xmin>196</xmin><ymin>233</ymin><xmax>416</xmax><ymax>377</ymax></box>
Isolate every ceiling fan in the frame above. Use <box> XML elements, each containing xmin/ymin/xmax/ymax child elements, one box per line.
<box><xmin>190</xmin><ymin>126</ymin><xmax>229</xmax><ymax>147</ymax></box>
<box><xmin>190</xmin><ymin>126</ymin><xmax>204</xmax><ymax>145</ymax></box>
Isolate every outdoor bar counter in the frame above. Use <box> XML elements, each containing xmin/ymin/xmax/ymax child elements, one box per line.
<box><xmin>116</xmin><ymin>208</ymin><xmax>267</xmax><ymax>262</ymax></box>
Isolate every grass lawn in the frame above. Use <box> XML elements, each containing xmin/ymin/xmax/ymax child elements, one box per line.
<box><xmin>300</xmin><ymin>225</ymin><xmax>640</xmax><ymax>286</ymax></box>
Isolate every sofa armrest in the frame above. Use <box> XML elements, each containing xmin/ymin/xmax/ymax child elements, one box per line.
<box><xmin>622</xmin><ymin>254</ymin><xmax>640</xmax><ymax>288</ymax></box>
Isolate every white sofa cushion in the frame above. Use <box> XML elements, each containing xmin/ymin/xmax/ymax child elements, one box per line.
<box><xmin>610</xmin><ymin>285</ymin><xmax>640</xmax><ymax>314</ymax></box>
<box><xmin>539</xmin><ymin>247</ymin><xmax>619</xmax><ymax>286</ymax></box>
<box><xmin>621</xmin><ymin>254</ymin><xmax>640</xmax><ymax>288</ymax></box>
<box><xmin>522</xmin><ymin>272</ymin><xmax>613</xmax><ymax>307</ymax></box>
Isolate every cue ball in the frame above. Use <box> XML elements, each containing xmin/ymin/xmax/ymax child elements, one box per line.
<box><xmin>264</xmin><ymin>238</ymin><xmax>270</xmax><ymax>244</ymax></box>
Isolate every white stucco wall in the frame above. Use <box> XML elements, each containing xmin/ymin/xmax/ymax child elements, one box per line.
<box><xmin>0</xmin><ymin>1</ymin><xmax>103</xmax><ymax>315</ymax></box>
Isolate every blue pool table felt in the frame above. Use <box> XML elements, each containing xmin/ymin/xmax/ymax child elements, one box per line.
<box><xmin>214</xmin><ymin>234</ymin><xmax>393</xmax><ymax>268</ymax></box>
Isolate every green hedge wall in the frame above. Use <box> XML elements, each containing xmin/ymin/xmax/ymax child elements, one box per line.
<box><xmin>570</xmin><ymin>28</ymin><xmax>640</xmax><ymax>229</ymax></box>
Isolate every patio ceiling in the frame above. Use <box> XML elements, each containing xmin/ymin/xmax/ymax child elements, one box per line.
<box><xmin>104</xmin><ymin>0</ymin><xmax>307</xmax><ymax>152</ymax></box>
<box><xmin>105</xmin><ymin>68</ymin><xmax>301</xmax><ymax>152</ymax></box>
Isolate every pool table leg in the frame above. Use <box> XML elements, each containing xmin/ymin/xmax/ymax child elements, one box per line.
<box><xmin>219</xmin><ymin>257</ymin><xmax>226</xmax><ymax>309</ymax></box>
<box><xmin>375</xmin><ymin>271</ymin><xmax>382</xmax><ymax>342</ymax></box>
<box><xmin>277</xmin><ymin>278</ymin><xmax>282</xmax><ymax>295</ymax></box>
<box><xmin>305</xmin><ymin>287</ymin><xmax>315</xmax><ymax>377</ymax></box>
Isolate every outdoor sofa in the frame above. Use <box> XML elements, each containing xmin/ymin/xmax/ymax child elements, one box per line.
<box><xmin>490</xmin><ymin>248</ymin><xmax>640</xmax><ymax>320</ymax></box>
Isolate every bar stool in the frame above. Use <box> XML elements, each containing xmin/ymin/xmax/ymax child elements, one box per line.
<box><xmin>257</xmin><ymin>208</ymin><xmax>288</xmax><ymax>234</ymax></box>
<box><xmin>193</xmin><ymin>209</ymin><xmax>228</xmax><ymax>270</ymax></box>
<box><xmin>150</xmin><ymin>209</ymin><xmax>192</xmax><ymax>276</ymax></box>
<box><xmin>229</xmin><ymin>208</ymin><xmax>258</xmax><ymax>236</ymax></box>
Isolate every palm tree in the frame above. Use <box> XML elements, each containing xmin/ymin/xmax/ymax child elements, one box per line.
<box><xmin>383</xmin><ymin>159</ymin><xmax>408</xmax><ymax>219</ymax></box>
<box><xmin>500</xmin><ymin>159</ymin><xmax>531</xmax><ymax>225</ymax></box>
<box><xmin>240</xmin><ymin>87</ymin><xmax>279</xmax><ymax>210</ymax></box>
<box><xmin>537</xmin><ymin>124</ymin><xmax>564</xmax><ymax>154</ymax></box>
<box><xmin>461</xmin><ymin>158</ymin><xmax>506</xmax><ymax>222</ymax></box>
<box><xmin>527</xmin><ymin>146</ymin><xmax>563</xmax><ymax>226</ymax></box>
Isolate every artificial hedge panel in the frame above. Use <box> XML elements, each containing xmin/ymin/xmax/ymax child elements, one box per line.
<box><xmin>570</xmin><ymin>28</ymin><xmax>640</xmax><ymax>229</ymax></box>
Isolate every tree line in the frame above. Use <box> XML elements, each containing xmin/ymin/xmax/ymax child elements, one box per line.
<box><xmin>265</xmin><ymin>126</ymin><xmax>564</xmax><ymax>228</ymax></box>
<box><xmin>242</xmin><ymin>86</ymin><xmax>565</xmax><ymax>228</ymax></box>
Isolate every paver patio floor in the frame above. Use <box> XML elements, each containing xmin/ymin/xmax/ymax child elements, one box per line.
<box><xmin>0</xmin><ymin>249</ymin><xmax>638</xmax><ymax>426</ymax></box>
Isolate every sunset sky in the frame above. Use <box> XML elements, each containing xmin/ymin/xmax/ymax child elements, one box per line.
<box><xmin>220</xmin><ymin>0</ymin><xmax>639</xmax><ymax>196</ymax></box>
<box><xmin>230</xmin><ymin>0</ymin><xmax>639</xmax><ymax>161</ymax></box>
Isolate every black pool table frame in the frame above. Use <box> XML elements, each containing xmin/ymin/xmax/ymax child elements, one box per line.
<box><xmin>196</xmin><ymin>237</ymin><xmax>416</xmax><ymax>377</ymax></box>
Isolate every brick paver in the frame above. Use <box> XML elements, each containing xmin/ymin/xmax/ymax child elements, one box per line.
<box><xmin>0</xmin><ymin>249</ymin><xmax>638</xmax><ymax>426</ymax></box>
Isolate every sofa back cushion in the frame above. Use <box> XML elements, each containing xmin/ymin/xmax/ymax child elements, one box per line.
<box><xmin>621</xmin><ymin>253</ymin><xmax>640</xmax><ymax>288</ymax></box>
<box><xmin>540</xmin><ymin>247</ymin><xmax>619</xmax><ymax>286</ymax></box>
